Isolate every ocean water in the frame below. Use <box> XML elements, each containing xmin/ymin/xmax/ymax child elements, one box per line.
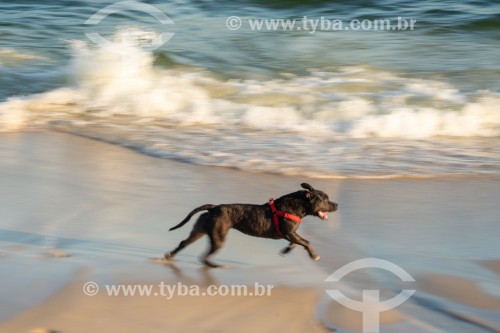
<box><xmin>0</xmin><ymin>0</ymin><xmax>499</xmax><ymax>178</ymax></box>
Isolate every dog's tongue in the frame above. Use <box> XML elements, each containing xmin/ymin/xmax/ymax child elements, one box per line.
<box><xmin>319</xmin><ymin>211</ymin><xmax>328</xmax><ymax>220</ymax></box>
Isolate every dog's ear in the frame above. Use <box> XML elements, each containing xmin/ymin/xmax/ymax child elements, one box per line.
<box><xmin>301</xmin><ymin>183</ymin><xmax>315</xmax><ymax>192</ymax></box>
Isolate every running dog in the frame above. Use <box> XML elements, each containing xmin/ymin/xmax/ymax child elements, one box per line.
<box><xmin>165</xmin><ymin>183</ymin><xmax>338</xmax><ymax>267</ymax></box>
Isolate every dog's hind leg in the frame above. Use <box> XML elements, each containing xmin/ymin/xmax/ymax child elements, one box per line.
<box><xmin>202</xmin><ymin>222</ymin><xmax>230</xmax><ymax>268</ymax></box>
<box><xmin>165</xmin><ymin>215</ymin><xmax>209</xmax><ymax>260</ymax></box>
<box><xmin>202</xmin><ymin>236</ymin><xmax>225</xmax><ymax>268</ymax></box>
<box><xmin>284</xmin><ymin>232</ymin><xmax>320</xmax><ymax>261</ymax></box>
<box><xmin>280</xmin><ymin>242</ymin><xmax>297</xmax><ymax>255</ymax></box>
<box><xmin>165</xmin><ymin>228</ymin><xmax>205</xmax><ymax>260</ymax></box>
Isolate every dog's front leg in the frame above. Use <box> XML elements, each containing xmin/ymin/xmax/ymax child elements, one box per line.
<box><xmin>284</xmin><ymin>232</ymin><xmax>320</xmax><ymax>261</ymax></box>
<box><xmin>280</xmin><ymin>242</ymin><xmax>296</xmax><ymax>255</ymax></box>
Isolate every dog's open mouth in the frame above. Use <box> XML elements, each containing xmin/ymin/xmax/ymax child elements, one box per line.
<box><xmin>317</xmin><ymin>211</ymin><xmax>328</xmax><ymax>220</ymax></box>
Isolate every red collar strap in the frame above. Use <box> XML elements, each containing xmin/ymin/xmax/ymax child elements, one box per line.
<box><xmin>268</xmin><ymin>199</ymin><xmax>302</xmax><ymax>236</ymax></box>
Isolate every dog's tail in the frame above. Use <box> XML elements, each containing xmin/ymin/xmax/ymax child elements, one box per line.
<box><xmin>169</xmin><ymin>204</ymin><xmax>216</xmax><ymax>231</ymax></box>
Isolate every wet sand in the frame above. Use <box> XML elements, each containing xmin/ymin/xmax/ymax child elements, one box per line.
<box><xmin>1</xmin><ymin>131</ymin><xmax>499</xmax><ymax>332</ymax></box>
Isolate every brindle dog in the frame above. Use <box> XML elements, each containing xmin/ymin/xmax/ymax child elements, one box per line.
<box><xmin>165</xmin><ymin>183</ymin><xmax>338</xmax><ymax>267</ymax></box>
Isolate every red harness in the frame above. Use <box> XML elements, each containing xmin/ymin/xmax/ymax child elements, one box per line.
<box><xmin>268</xmin><ymin>199</ymin><xmax>302</xmax><ymax>237</ymax></box>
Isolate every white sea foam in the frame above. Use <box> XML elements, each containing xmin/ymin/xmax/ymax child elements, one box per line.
<box><xmin>405</xmin><ymin>81</ymin><xmax>465</xmax><ymax>103</ymax></box>
<box><xmin>1</xmin><ymin>29</ymin><xmax>499</xmax><ymax>141</ymax></box>
<box><xmin>350</xmin><ymin>97</ymin><xmax>500</xmax><ymax>138</ymax></box>
<box><xmin>1</xmin><ymin>31</ymin><xmax>500</xmax><ymax>138</ymax></box>
<box><xmin>0</xmin><ymin>97</ymin><xmax>28</xmax><ymax>132</ymax></box>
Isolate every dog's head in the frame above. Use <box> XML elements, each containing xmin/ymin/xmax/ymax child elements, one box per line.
<box><xmin>301</xmin><ymin>183</ymin><xmax>338</xmax><ymax>220</ymax></box>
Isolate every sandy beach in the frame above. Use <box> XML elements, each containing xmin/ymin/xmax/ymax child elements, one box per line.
<box><xmin>1</xmin><ymin>131</ymin><xmax>499</xmax><ymax>333</ymax></box>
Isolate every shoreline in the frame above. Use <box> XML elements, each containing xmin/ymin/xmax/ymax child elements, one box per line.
<box><xmin>50</xmin><ymin>126</ymin><xmax>500</xmax><ymax>182</ymax></box>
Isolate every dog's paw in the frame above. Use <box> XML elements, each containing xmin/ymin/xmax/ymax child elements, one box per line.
<box><xmin>163</xmin><ymin>252</ymin><xmax>174</xmax><ymax>260</ymax></box>
<box><xmin>280</xmin><ymin>248</ymin><xmax>290</xmax><ymax>256</ymax></box>
<box><xmin>312</xmin><ymin>255</ymin><xmax>320</xmax><ymax>261</ymax></box>
<box><xmin>203</xmin><ymin>259</ymin><xmax>230</xmax><ymax>269</ymax></box>
<box><xmin>150</xmin><ymin>257</ymin><xmax>170</xmax><ymax>264</ymax></box>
